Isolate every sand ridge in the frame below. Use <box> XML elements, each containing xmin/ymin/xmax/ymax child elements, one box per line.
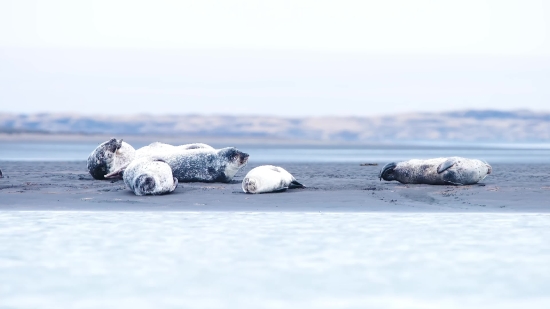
<box><xmin>0</xmin><ymin>161</ymin><xmax>549</xmax><ymax>212</ymax></box>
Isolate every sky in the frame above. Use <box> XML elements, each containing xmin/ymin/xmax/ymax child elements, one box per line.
<box><xmin>0</xmin><ymin>0</ymin><xmax>549</xmax><ymax>116</ymax></box>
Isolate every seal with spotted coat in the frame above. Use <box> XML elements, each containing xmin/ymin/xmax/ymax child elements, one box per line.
<box><xmin>123</xmin><ymin>157</ymin><xmax>178</xmax><ymax>196</ymax></box>
<box><xmin>106</xmin><ymin>146</ymin><xmax>249</xmax><ymax>183</ymax></box>
<box><xmin>164</xmin><ymin>147</ymin><xmax>249</xmax><ymax>183</ymax></box>
<box><xmin>379</xmin><ymin>157</ymin><xmax>492</xmax><ymax>185</ymax></box>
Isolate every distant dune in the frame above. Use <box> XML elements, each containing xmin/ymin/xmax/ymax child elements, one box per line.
<box><xmin>1</xmin><ymin>110</ymin><xmax>549</xmax><ymax>143</ymax></box>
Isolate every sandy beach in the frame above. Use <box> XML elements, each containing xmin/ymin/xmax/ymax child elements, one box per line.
<box><xmin>1</xmin><ymin>161</ymin><xmax>548</xmax><ymax>212</ymax></box>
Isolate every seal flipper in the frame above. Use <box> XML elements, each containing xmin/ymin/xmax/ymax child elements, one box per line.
<box><xmin>104</xmin><ymin>162</ymin><xmax>130</xmax><ymax>179</ymax></box>
<box><xmin>437</xmin><ymin>158</ymin><xmax>459</xmax><ymax>174</ymax></box>
<box><xmin>170</xmin><ymin>177</ymin><xmax>178</xmax><ymax>193</ymax></box>
<box><xmin>288</xmin><ymin>180</ymin><xmax>305</xmax><ymax>189</ymax></box>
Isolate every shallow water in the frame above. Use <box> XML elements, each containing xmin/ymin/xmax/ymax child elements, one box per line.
<box><xmin>1</xmin><ymin>141</ymin><xmax>550</xmax><ymax>163</ymax></box>
<box><xmin>1</xmin><ymin>212</ymin><xmax>549</xmax><ymax>309</ymax></box>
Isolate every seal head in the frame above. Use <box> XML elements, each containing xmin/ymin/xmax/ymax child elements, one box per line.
<box><xmin>87</xmin><ymin>138</ymin><xmax>136</xmax><ymax>180</ymax></box>
<box><xmin>379</xmin><ymin>162</ymin><xmax>398</xmax><ymax>181</ymax></box>
<box><xmin>218</xmin><ymin>147</ymin><xmax>249</xmax><ymax>180</ymax></box>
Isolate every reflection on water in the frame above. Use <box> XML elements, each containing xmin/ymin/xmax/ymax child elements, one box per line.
<box><xmin>1</xmin><ymin>141</ymin><xmax>550</xmax><ymax>163</ymax></box>
<box><xmin>1</xmin><ymin>212</ymin><xmax>549</xmax><ymax>309</ymax></box>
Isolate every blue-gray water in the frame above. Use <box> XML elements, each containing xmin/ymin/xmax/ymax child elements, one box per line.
<box><xmin>1</xmin><ymin>141</ymin><xmax>550</xmax><ymax>163</ymax></box>
<box><xmin>1</xmin><ymin>212</ymin><xmax>549</xmax><ymax>309</ymax></box>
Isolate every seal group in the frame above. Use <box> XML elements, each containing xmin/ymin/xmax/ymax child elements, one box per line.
<box><xmin>86</xmin><ymin>138</ymin><xmax>493</xmax><ymax>196</ymax></box>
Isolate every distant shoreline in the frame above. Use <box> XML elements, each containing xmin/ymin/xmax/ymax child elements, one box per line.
<box><xmin>2</xmin><ymin>110</ymin><xmax>550</xmax><ymax>143</ymax></box>
<box><xmin>2</xmin><ymin>132</ymin><xmax>550</xmax><ymax>150</ymax></box>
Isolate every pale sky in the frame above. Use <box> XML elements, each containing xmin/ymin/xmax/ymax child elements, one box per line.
<box><xmin>1</xmin><ymin>0</ymin><xmax>549</xmax><ymax>116</ymax></box>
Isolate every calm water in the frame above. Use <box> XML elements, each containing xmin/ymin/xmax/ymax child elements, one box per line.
<box><xmin>1</xmin><ymin>212</ymin><xmax>549</xmax><ymax>309</ymax></box>
<box><xmin>1</xmin><ymin>141</ymin><xmax>550</xmax><ymax>163</ymax></box>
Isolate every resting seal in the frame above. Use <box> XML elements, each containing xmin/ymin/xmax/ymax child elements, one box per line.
<box><xmin>106</xmin><ymin>146</ymin><xmax>249</xmax><ymax>183</ymax></box>
<box><xmin>379</xmin><ymin>157</ymin><xmax>492</xmax><ymax>185</ymax></box>
<box><xmin>242</xmin><ymin>165</ymin><xmax>305</xmax><ymax>194</ymax></box>
<box><xmin>87</xmin><ymin>138</ymin><xmax>136</xmax><ymax>180</ymax></box>
<box><xmin>134</xmin><ymin>142</ymin><xmax>214</xmax><ymax>159</ymax></box>
<box><xmin>166</xmin><ymin>147</ymin><xmax>249</xmax><ymax>183</ymax></box>
<box><xmin>123</xmin><ymin>157</ymin><xmax>178</xmax><ymax>196</ymax></box>
<box><xmin>90</xmin><ymin>141</ymin><xmax>214</xmax><ymax>179</ymax></box>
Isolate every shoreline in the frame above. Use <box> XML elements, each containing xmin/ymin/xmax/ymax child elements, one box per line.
<box><xmin>1</xmin><ymin>161</ymin><xmax>549</xmax><ymax>212</ymax></box>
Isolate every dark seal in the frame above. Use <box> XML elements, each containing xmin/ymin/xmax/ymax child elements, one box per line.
<box><xmin>165</xmin><ymin>147</ymin><xmax>249</xmax><ymax>183</ymax></box>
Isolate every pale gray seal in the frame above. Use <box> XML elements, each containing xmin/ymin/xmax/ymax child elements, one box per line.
<box><xmin>379</xmin><ymin>157</ymin><xmax>492</xmax><ymax>185</ymax></box>
<box><xmin>123</xmin><ymin>157</ymin><xmax>178</xmax><ymax>196</ymax></box>
<box><xmin>242</xmin><ymin>165</ymin><xmax>305</xmax><ymax>194</ymax></box>
<box><xmin>87</xmin><ymin>138</ymin><xmax>136</xmax><ymax>180</ymax></box>
<box><xmin>106</xmin><ymin>146</ymin><xmax>249</xmax><ymax>183</ymax></box>
<box><xmin>134</xmin><ymin>142</ymin><xmax>214</xmax><ymax>160</ymax></box>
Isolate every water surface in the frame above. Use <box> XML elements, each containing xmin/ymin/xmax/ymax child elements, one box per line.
<box><xmin>1</xmin><ymin>212</ymin><xmax>549</xmax><ymax>309</ymax></box>
<box><xmin>1</xmin><ymin>141</ymin><xmax>550</xmax><ymax>163</ymax></box>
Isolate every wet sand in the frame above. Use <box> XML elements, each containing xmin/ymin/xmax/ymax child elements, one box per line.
<box><xmin>1</xmin><ymin>161</ymin><xmax>549</xmax><ymax>212</ymax></box>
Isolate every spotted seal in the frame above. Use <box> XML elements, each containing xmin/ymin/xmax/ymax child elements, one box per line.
<box><xmin>242</xmin><ymin>165</ymin><xmax>305</xmax><ymax>194</ymax></box>
<box><xmin>379</xmin><ymin>157</ymin><xmax>492</xmax><ymax>185</ymax></box>
<box><xmin>123</xmin><ymin>157</ymin><xmax>178</xmax><ymax>196</ymax></box>
<box><xmin>134</xmin><ymin>142</ymin><xmax>214</xmax><ymax>159</ymax></box>
<box><xmin>91</xmin><ymin>141</ymin><xmax>214</xmax><ymax>179</ymax></box>
<box><xmin>87</xmin><ymin>138</ymin><xmax>136</xmax><ymax>180</ymax></box>
<box><xmin>164</xmin><ymin>147</ymin><xmax>249</xmax><ymax>183</ymax></box>
<box><xmin>106</xmin><ymin>146</ymin><xmax>249</xmax><ymax>183</ymax></box>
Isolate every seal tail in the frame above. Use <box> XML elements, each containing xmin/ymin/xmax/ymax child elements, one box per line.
<box><xmin>289</xmin><ymin>180</ymin><xmax>305</xmax><ymax>189</ymax></box>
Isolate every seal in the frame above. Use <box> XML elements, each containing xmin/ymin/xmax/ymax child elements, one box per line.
<box><xmin>166</xmin><ymin>147</ymin><xmax>249</xmax><ymax>183</ymax></box>
<box><xmin>379</xmin><ymin>157</ymin><xmax>492</xmax><ymax>185</ymax></box>
<box><xmin>123</xmin><ymin>157</ymin><xmax>178</xmax><ymax>196</ymax></box>
<box><xmin>134</xmin><ymin>142</ymin><xmax>215</xmax><ymax>160</ymax></box>
<box><xmin>91</xmin><ymin>141</ymin><xmax>213</xmax><ymax>179</ymax></box>
<box><xmin>242</xmin><ymin>165</ymin><xmax>305</xmax><ymax>194</ymax></box>
<box><xmin>87</xmin><ymin>138</ymin><xmax>136</xmax><ymax>180</ymax></box>
<box><xmin>0</xmin><ymin>168</ymin><xmax>3</xmax><ymax>178</ymax></box>
<box><xmin>106</xmin><ymin>146</ymin><xmax>249</xmax><ymax>183</ymax></box>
